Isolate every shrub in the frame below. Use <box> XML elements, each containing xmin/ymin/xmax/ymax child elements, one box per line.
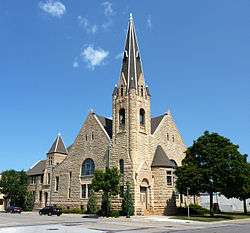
<box><xmin>121</xmin><ymin>182</ymin><xmax>134</xmax><ymax>217</ymax></box>
<box><xmin>23</xmin><ymin>192</ymin><xmax>34</xmax><ymax>211</ymax></box>
<box><xmin>109</xmin><ymin>210</ymin><xmax>120</xmax><ymax>218</ymax></box>
<box><xmin>87</xmin><ymin>190</ymin><xmax>98</xmax><ymax>214</ymax></box>
<box><xmin>176</xmin><ymin>204</ymin><xmax>209</xmax><ymax>216</ymax></box>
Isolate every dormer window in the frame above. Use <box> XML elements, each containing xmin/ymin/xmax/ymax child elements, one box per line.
<box><xmin>119</xmin><ymin>108</ymin><xmax>125</xmax><ymax>127</ymax></box>
<box><xmin>139</xmin><ymin>108</ymin><xmax>145</xmax><ymax>126</ymax></box>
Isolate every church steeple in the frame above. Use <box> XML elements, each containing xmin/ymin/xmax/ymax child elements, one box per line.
<box><xmin>118</xmin><ymin>13</ymin><xmax>144</xmax><ymax>94</ymax></box>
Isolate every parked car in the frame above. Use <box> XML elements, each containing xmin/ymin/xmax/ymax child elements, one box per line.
<box><xmin>6</xmin><ymin>206</ymin><xmax>22</xmax><ymax>214</ymax></box>
<box><xmin>39</xmin><ymin>206</ymin><xmax>62</xmax><ymax>216</ymax></box>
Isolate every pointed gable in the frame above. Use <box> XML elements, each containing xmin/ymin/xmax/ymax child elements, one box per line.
<box><xmin>47</xmin><ymin>135</ymin><xmax>68</xmax><ymax>155</ymax></box>
<box><xmin>151</xmin><ymin>145</ymin><xmax>175</xmax><ymax>168</ymax></box>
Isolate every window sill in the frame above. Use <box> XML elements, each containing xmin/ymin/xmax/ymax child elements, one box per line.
<box><xmin>80</xmin><ymin>175</ymin><xmax>94</xmax><ymax>179</ymax></box>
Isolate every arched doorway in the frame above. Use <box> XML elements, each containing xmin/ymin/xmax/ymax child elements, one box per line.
<box><xmin>140</xmin><ymin>179</ymin><xmax>149</xmax><ymax>211</ymax></box>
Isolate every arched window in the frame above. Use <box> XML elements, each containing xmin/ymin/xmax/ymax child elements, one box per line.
<box><xmin>140</xmin><ymin>85</ymin><xmax>143</xmax><ymax>97</ymax></box>
<box><xmin>119</xmin><ymin>159</ymin><xmax>124</xmax><ymax>174</ymax></box>
<box><xmin>167</xmin><ymin>133</ymin><xmax>169</xmax><ymax>141</ymax></box>
<box><xmin>120</xmin><ymin>85</ymin><xmax>124</xmax><ymax>97</ymax></box>
<box><xmin>139</xmin><ymin>108</ymin><xmax>145</xmax><ymax>126</ymax></box>
<box><xmin>119</xmin><ymin>108</ymin><xmax>125</xmax><ymax>126</ymax></box>
<box><xmin>81</xmin><ymin>159</ymin><xmax>95</xmax><ymax>176</ymax></box>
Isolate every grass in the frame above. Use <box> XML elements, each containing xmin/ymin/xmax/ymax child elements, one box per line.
<box><xmin>171</xmin><ymin>213</ymin><xmax>250</xmax><ymax>222</ymax></box>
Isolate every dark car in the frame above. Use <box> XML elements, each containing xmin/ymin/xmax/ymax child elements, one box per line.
<box><xmin>39</xmin><ymin>206</ymin><xmax>62</xmax><ymax>216</ymax></box>
<box><xmin>6</xmin><ymin>206</ymin><xmax>22</xmax><ymax>214</ymax></box>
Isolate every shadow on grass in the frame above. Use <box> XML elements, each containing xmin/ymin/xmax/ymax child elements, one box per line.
<box><xmin>171</xmin><ymin>213</ymin><xmax>250</xmax><ymax>222</ymax></box>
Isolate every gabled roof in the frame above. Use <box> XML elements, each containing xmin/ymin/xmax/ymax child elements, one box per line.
<box><xmin>96</xmin><ymin>115</ymin><xmax>113</xmax><ymax>138</ymax></box>
<box><xmin>47</xmin><ymin>135</ymin><xmax>68</xmax><ymax>155</ymax></box>
<box><xmin>27</xmin><ymin>160</ymin><xmax>46</xmax><ymax>176</ymax></box>
<box><xmin>151</xmin><ymin>114</ymin><xmax>165</xmax><ymax>134</ymax></box>
<box><xmin>151</xmin><ymin>145</ymin><xmax>175</xmax><ymax>168</ymax></box>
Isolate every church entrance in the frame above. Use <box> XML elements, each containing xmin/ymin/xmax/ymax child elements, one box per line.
<box><xmin>140</xmin><ymin>179</ymin><xmax>149</xmax><ymax>211</ymax></box>
<box><xmin>140</xmin><ymin>187</ymin><xmax>147</xmax><ymax>209</ymax></box>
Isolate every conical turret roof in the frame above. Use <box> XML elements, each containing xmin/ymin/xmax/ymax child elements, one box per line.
<box><xmin>151</xmin><ymin>145</ymin><xmax>175</xmax><ymax>168</ymax></box>
<box><xmin>47</xmin><ymin>134</ymin><xmax>68</xmax><ymax>155</ymax></box>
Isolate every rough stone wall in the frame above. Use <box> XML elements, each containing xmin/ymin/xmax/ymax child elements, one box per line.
<box><xmin>50</xmin><ymin>112</ymin><xmax>110</xmax><ymax>210</ymax></box>
<box><xmin>150</xmin><ymin>112</ymin><xmax>186</xmax><ymax>214</ymax></box>
<box><xmin>27</xmin><ymin>175</ymin><xmax>44</xmax><ymax>209</ymax></box>
<box><xmin>150</xmin><ymin>112</ymin><xmax>186</xmax><ymax>167</ymax></box>
<box><xmin>152</xmin><ymin>167</ymin><xmax>176</xmax><ymax>215</ymax></box>
<box><xmin>111</xmin><ymin>85</ymin><xmax>153</xmax><ymax>214</ymax></box>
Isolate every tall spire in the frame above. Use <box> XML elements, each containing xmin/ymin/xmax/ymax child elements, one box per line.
<box><xmin>120</xmin><ymin>13</ymin><xmax>143</xmax><ymax>92</ymax></box>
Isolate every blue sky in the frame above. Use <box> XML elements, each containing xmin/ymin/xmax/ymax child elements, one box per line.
<box><xmin>0</xmin><ymin>0</ymin><xmax>249</xmax><ymax>172</ymax></box>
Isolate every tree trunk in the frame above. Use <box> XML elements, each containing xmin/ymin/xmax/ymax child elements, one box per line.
<box><xmin>243</xmin><ymin>198</ymin><xmax>247</xmax><ymax>215</ymax></box>
<box><xmin>193</xmin><ymin>195</ymin><xmax>196</xmax><ymax>204</ymax></box>
<box><xmin>209</xmin><ymin>192</ymin><xmax>214</xmax><ymax>216</ymax></box>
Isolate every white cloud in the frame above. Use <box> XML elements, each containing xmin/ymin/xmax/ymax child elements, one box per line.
<box><xmin>39</xmin><ymin>1</ymin><xmax>66</xmax><ymax>18</ymax></box>
<box><xmin>102</xmin><ymin>1</ymin><xmax>114</xmax><ymax>16</ymax></box>
<box><xmin>73</xmin><ymin>60</ymin><xmax>79</xmax><ymax>68</ymax></box>
<box><xmin>102</xmin><ymin>19</ymin><xmax>112</xmax><ymax>30</ymax></box>
<box><xmin>115</xmin><ymin>52</ymin><xmax>123</xmax><ymax>60</ymax></box>
<box><xmin>81</xmin><ymin>45</ymin><xmax>109</xmax><ymax>70</ymax></box>
<box><xmin>147</xmin><ymin>15</ymin><xmax>152</xmax><ymax>30</ymax></box>
<box><xmin>78</xmin><ymin>16</ymin><xmax>98</xmax><ymax>34</ymax></box>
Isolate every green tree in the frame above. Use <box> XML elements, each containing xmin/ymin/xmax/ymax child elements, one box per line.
<box><xmin>91</xmin><ymin>167</ymin><xmax>120</xmax><ymax>216</ymax></box>
<box><xmin>122</xmin><ymin>182</ymin><xmax>134</xmax><ymax>217</ymax></box>
<box><xmin>0</xmin><ymin>170</ymin><xmax>28</xmax><ymax>208</ymax></box>
<box><xmin>175</xmin><ymin>131</ymin><xmax>247</xmax><ymax>216</ymax></box>
<box><xmin>24</xmin><ymin>192</ymin><xmax>35</xmax><ymax>211</ymax></box>
<box><xmin>223</xmin><ymin>161</ymin><xmax>250</xmax><ymax>214</ymax></box>
<box><xmin>87</xmin><ymin>189</ymin><xmax>98</xmax><ymax>214</ymax></box>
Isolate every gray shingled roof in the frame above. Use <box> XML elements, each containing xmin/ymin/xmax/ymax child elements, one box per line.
<box><xmin>96</xmin><ymin>115</ymin><xmax>113</xmax><ymax>138</ymax></box>
<box><xmin>27</xmin><ymin>160</ymin><xmax>46</xmax><ymax>176</ymax></box>
<box><xmin>151</xmin><ymin>145</ymin><xmax>175</xmax><ymax>168</ymax></box>
<box><xmin>151</xmin><ymin>114</ymin><xmax>165</xmax><ymax>134</ymax></box>
<box><xmin>47</xmin><ymin>135</ymin><xmax>68</xmax><ymax>155</ymax></box>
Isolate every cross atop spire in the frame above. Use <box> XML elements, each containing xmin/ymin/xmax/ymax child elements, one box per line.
<box><xmin>119</xmin><ymin>14</ymin><xmax>144</xmax><ymax>93</ymax></box>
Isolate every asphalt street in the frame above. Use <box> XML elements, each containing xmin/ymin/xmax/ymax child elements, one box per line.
<box><xmin>0</xmin><ymin>212</ymin><xmax>250</xmax><ymax>233</ymax></box>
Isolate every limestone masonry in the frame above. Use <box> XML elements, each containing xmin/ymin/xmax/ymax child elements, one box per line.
<box><xmin>27</xmin><ymin>15</ymin><xmax>187</xmax><ymax>215</ymax></box>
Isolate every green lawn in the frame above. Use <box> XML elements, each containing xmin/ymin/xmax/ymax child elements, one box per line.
<box><xmin>171</xmin><ymin>213</ymin><xmax>250</xmax><ymax>222</ymax></box>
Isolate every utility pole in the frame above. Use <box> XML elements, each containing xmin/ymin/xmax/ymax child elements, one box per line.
<box><xmin>187</xmin><ymin>187</ymin><xmax>190</xmax><ymax>218</ymax></box>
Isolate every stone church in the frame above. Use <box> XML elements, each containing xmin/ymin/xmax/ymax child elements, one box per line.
<box><xmin>27</xmin><ymin>15</ymin><xmax>186</xmax><ymax>215</ymax></box>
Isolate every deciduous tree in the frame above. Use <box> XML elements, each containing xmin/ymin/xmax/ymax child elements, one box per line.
<box><xmin>0</xmin><ymin>170</ymin><xmax>28</xmax><ymax>209</ymax></box>
<box><xmin>91</xmin><ymin>167</ymin><xmax>120</xmax><ymax>216</ymax></box>
<box><xmin>175</xmin><ymin>131</ymin><xmax>247</xmax><ymax>216</ymax></box>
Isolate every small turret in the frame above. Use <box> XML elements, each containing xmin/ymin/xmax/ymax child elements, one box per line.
<box><xmin>47</xmin><ymin>134</ymin><xmax>68</xmax><ymax>166</ymax></box>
